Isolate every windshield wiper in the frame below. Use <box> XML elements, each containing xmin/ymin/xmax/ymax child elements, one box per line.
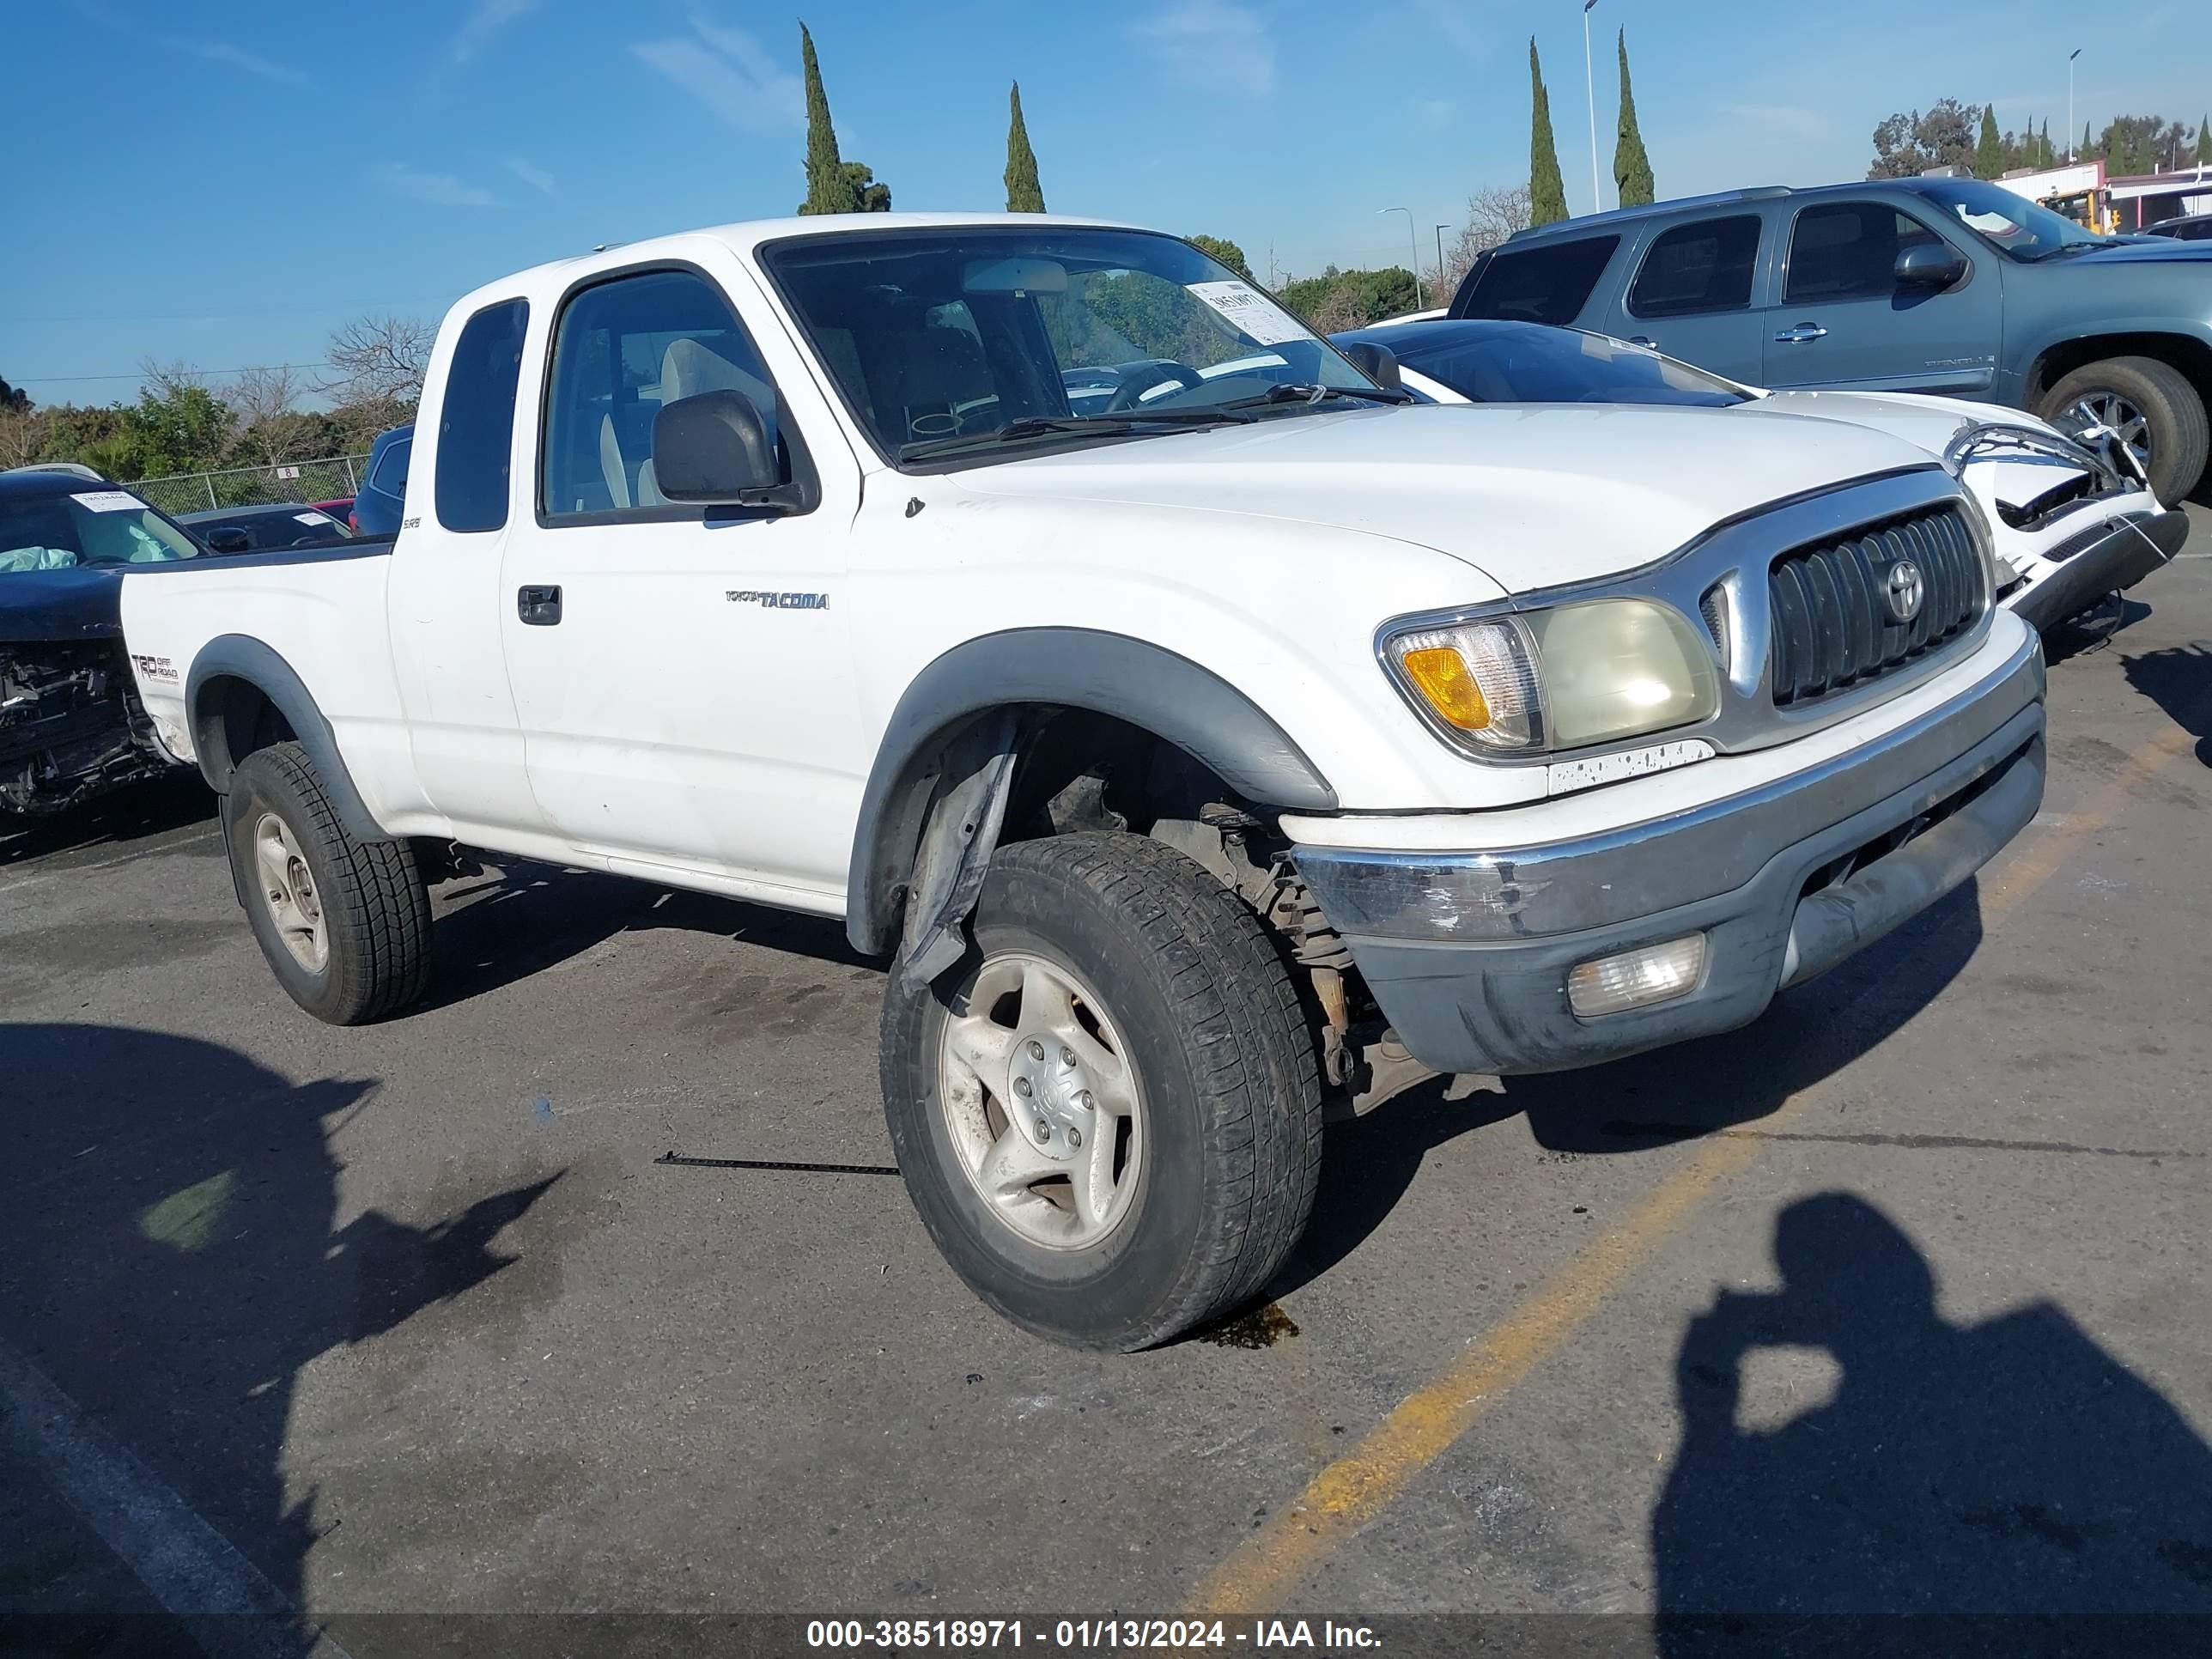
<box><xmin>896</xmin><ymin>408</ymin><xmax>1254</xmax><ymax>461</ymax></box>
<box><xmin>1216</xmin><ymin>381</ymin><xmax>1414</xmax><ymax>410</ymax></box>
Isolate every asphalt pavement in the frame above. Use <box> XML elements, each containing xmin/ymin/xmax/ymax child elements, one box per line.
<box><xmin>3</xmin><ymin>510</ymin><xmax>2209</xmax><ymax>1657</ymax></box>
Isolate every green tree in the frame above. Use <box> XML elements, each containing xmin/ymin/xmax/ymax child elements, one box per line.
<box><xmin>0</xmin><ymin>376</ymin><xmax>27</xmax><ymax>415</ymax></box>
<box><xmin>1277</xmin><ymin>266</ymin><xmax>1420</xmax><ymax>329</ymax></box>
<box><xmin>797</xmin><ymin>23</ymin><xmax>861</xmax><ymax>215</ymax></box>
<box><xmin>1974</xmin><ymin>105</ymin><xmax>2004</xmax><ymax>179</ymax></box>
<box><xmin>2199</xmin><ymin>115</ymin><xmax>2209</xmax><ymax>165</ymax></box>
<box><xmin>1612</xmin><ymin>28</ymin><xmax>1654</xmax><ymax>206</ymax></box>
<box><xmin>1188</xmin><ymin>235</ymin><xmax>1255</xmax><ymax>282</ymax></box>
<box><xmin>2041</xmin><ymin>118</ymin><xmax>2054</xmax><ymax>167</ymax></box>
<box><xmin>1004</xmin><ymin>81</ymin><xmax>1044</xmax><ymax>212</ymax></box>
<box><xmin>2082</xmin><ymin>119</ymin><xmax>2094</xmax><ymax>161</ymax></box>
<box><xmin>1528</xmin><ymin>38</ymin><xmax>1568</xmax><ymax>225</ymax></box>
<box><xmin>842</xmin><ymin>161</ymin><xmax>890</xmax><ymax>211</ymax></box>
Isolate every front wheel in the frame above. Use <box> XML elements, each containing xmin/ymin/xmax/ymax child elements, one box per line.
<box><xmin>2039</xmin><ymin>355</ymin><xmax>2209</xmax><ymax>504</ymax></box>
<box><xmin>223</xmin><ymin>742</ymin><xmax>431</xmax><ymax>1024</ymax></box>
<box><xmin>880</xmin><ymin>833</ymin><xmax>1322</xmax><ymax>1350</ymax></box>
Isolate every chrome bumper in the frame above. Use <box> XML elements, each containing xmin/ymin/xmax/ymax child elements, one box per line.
<box><xmin>1295</xmin><ymin>628</ymin><xmax>2047</xmax><ymax>1076</ymax></box>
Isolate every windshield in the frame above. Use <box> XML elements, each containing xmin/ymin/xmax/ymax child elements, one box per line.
<box><xmin>761</xmin><ymin>227</ymin><xmax>1381</xmax><ymax>462</ymax></box>
<box><xmin>1914</xmin><ymin>179</ymin><xmax>2109</xmax><ymax>261</ymax></box>
<box><xmin>1382</xmin><ymin>324</ymin><xmax>1752</xmax><ymax>409</ymax></box>
<box><xmin>0</xmin><ymin>488</ymin><xmax>203</xmax><ymax>575</ymax></box>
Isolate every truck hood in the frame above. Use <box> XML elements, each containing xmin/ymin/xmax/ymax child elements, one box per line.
<box><xmin>2043</xmin><ymin>239</ymin><xmax>2212</xmax><ymax>267</ymax></box>
<box><xmin>1745</xmin><ymin>387</ymin><xmax>2030</xmax><ymax>452</ymax></box>
<box><xmin>0</xmin><ymin>567</ymin><xmax>124</xmax><ymax>643</ymax></box>
<box><xmin>953</xmin><ymin>403</ymin><xmax>1939</xmax><ymax>589</ymax></box>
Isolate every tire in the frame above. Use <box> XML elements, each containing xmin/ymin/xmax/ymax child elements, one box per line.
<box><xmin>880</xmin><ymin>832</ymin><xmax>1322</xmax><ymax>1351</ymax></box>
<box><xmin>2039</xmin><ymin>355</ymin><xmax>2209</xmax><ymax>504</ymax></box>
<box><xmin>223</xmin><ymin>742</ymin><xmax>431</xmax><ymax>1024</ymax></box>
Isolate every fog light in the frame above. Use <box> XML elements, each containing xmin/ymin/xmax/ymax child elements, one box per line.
<box><xmin>1567</xmin><ymin>933</ymin><xmax>1706</xmax><ymax>1018</ymax></box>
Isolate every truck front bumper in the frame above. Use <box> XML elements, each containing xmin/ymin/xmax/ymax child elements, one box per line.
<box><xmin>2004</xmin><ymin>507</ymin><xmax>2187</xmax><ymax>632</ymax></box>
<box><xmin>1293</xmin><ymin>629</ymin><xmax>2046</xmax><ymax>1077</ymax></box>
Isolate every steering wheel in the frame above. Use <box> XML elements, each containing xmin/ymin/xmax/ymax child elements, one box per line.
<box><xmin>1104</xmin><ymin>362</ymin><xmax>1206</xmax><ymax>412</ymax></box>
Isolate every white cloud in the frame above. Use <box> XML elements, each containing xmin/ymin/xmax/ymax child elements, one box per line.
<box><xmin>1133</xmin><ymin>0</ymin><xmax>1274</xmax><ymax>99</ymax></box>
<box><xmin>501</xmin><ymin>155</ymin><xmax>558</xmax><ymax>198</ymax></box>
<box><xmin>183</xmin><ymin>40</ymin><xmax>309</xmax><ymax>86</ymax></box>
<box><xmin>449</xmin><ymin>0</ymin><xmax>542</xmax><ymax>68</ymax></box>
<box><xmin>630</xmin><ymin>16</ymin><xmax>805</xmax><ymax>134</ymax></box>
<box><xmin>372</xmin><ymin>162</ymin><xmax>501</xmax><ymax>209</ymax></box>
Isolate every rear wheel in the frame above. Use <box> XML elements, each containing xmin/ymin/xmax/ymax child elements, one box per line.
<box><xmin>2039</xmin><ymin>355</ymin><xmax>2209</xmax><ymax>504</ymax></box>
<box><xmin>223</xmin><ymin>742</ymin><xmax>431</xmax><ymax>1024</ymax></box>
<box><xmin>880</xmin><ymin>832</ymin><xmax>1322</xmax><ymax>1350</ymax></box>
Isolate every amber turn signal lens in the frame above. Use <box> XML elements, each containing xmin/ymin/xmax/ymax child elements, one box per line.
<box><xmin>1400</xmin><ymin>646</ymin><xmax>1492</xmax><ymax>731</ymax></box>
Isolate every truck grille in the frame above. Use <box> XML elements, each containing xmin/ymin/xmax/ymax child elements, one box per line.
<box><xmin>1768</xmin><ymin>503</ymin><xmax>1984</xmax><ymax>707</ymax></box>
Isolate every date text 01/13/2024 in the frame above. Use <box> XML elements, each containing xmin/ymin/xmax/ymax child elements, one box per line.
<box><xmin>804</xmin><ymin>1619</ymin><xmax>1382</xmax><ymax>1650</ymax></box>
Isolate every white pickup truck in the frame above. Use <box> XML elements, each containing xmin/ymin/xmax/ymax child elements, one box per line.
<box><xmin>119</xmin><ymin>214</ymin><xmax>2048</xmax><ymax>1348</ymax></box>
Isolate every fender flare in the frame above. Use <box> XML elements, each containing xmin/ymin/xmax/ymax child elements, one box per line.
<box><xmin>844</xmin><ymin>628</ymin><xmax>1336</xmax><ymax>956</ymax></box>
<box><xmin>184</xmin><ymin>634</ymin><xmax>390</xmax><ymax>844</ymax></box>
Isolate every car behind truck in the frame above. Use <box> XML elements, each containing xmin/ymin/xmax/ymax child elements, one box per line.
<box><xmin>118</xmin><ymin>214</ymin><xmax>2047</xmax><ymax>1348</ymax></box>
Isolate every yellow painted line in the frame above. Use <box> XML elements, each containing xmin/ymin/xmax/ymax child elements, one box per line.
<box><xmin>1189</xmin><ymin>722</ymin><xmax>2196</xmax><ymax>1616</ymax></box>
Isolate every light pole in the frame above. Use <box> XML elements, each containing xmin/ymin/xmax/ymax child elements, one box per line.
<box><xmin>1435</xmin><ymin>223</ymin><xmax>1451</xmax><ymax>301</ymax></box>
<box><xmin>2068</xmin><ymin>48</ymin><xmax>2081</xmax><ymax>162</ymax></box>
<box><xmin>1583</xmin><ymin>0</ymin><xmax>1602</xmax><ymax>215</ymax></box>
<box><xmin>1379</xmin><ymin>207</ymin><xmax>1422</xmax><ymax>303</ymax></box>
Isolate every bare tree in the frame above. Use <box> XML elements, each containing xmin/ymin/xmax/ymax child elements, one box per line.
<box><xmin>1438</xmin><ymin>184</ymin><xmax>1534</xmax><ymax>301</ymax></box>
<box><xmin>228</xmin><ymin>364</ymin><xmax>316</xmax><ymax>469</ymax></box>
<box><xmin>321</xmin><ymin>314</ymin><xmax>434</xmax><ymax>405</ymax></box>
<box><xmin>0</xmin><ymin>408</ymin><xmax>47</xmax><ymax>471</ymax></box>
<box><xmin>137</xmin><ymin>357</ymin><xmax>210</xmax><ymax>398</ymax></box>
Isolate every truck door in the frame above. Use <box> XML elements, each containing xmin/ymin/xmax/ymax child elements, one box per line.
<box><xmin>1759</xmin><ymin>199</ymin><xmax>2001</xmax><ymax>394</ymax></box>
<box><xmin>384</xmin><ymin>295</ymin><xmax>550</xmax><ymax>845</ymax></box>
<box><xmin>499</xmin><ymin>261</ymin><xmax>863</xmax><ymax>905</ymax></box>
<box><xmin>1602</xmin><ymin>212</ymin><xmax>1771</xmax><ymax>384</ymax></box>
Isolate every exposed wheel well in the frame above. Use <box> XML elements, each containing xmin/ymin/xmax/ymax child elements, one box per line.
<box><xmin>191</xmin><ymin>674</ymin><xmax>296</xmax><ymax>794</ymax></box>
<box><xmin>2027</xmin><ymin>332</ymin><xmax>2212</xmax><ymax>407</ymax></box>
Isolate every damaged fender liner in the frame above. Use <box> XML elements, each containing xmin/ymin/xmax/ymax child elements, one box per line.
<box><xmin>0</xmin><ymin>639</ymin><xmax>172</xmax><ymax>816</ymax></box>
<box><xmin>845</xmin><ymin>628</ymin><xmax>1337</xmax><ymax>959</ymax></box>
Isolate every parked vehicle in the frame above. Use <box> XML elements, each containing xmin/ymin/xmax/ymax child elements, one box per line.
<box><xmin>349</xmin><ymin>425</ymin><xmax>412</xmax><ymax>535</ymax></box>
<box><xmin>2142</xmin><ymin>213</ymin><xmax>2212</xmax><ymax>242</ymax></box>
<box><xmin>1337</xmin><ymin>317</ymin><xmax>2188</xmax><ymax>632</ymax></box>
<box><xmin>0</xmin><ymin>471</ymin><xmax>207</xmax><ymax>815</ymax></box>
<box><xmin>1449</xmin><ymin>178</ymin><xmax>2212</xmax><ymax>501</ymax></box>
<box><xmin>179</xmin><ymin>502</ymin><xmax>355</xmax><ymax>553</ymax></box>
<box><xmin>119</xmin><ymin>216</ymin><xmax>2045</xmax><ymax>1348</ymax></box>
<box><xmin>312</xmin><ymin>495</ymin><xmax>356</xmax><ymax>522</ymax></box>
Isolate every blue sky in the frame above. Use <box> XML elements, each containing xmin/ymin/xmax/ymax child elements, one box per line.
<box><xmin>6</xmin><ymin>0</ymin><xmax>2209</xmax><ymax>405</ymax></box>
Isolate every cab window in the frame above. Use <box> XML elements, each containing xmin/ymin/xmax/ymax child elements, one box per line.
<box><xmin>1628</xmin><ymin>216</ymin><xmax>1762</xmax><ymax>318</ymax></box>
<box><xmin>540</xmin><ymin>269</ymin><xmax>782</xmax><ymax>520</ymax></box>
<box><xmin>434</xmin><ymin>300</ymin><xmax>527</xmax><ymax>534</ymax></box>
<box><xmin>1784</xmin><ymin>204</ymin><xmax>1950</xmax><ymax>303</ymax></box>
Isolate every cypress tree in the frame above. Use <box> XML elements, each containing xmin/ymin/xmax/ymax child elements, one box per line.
<box><xmin>1528</xmin><ymin>38</ymin><xmax>1568</xmax><ymax>226</ymax></box>
<box><xmin>1612</xmin><ymin>27</ymin><xmax>1654</xmax><ymax>206</ymax></box>
<box><xmin>798</xmin><ymin>23</ymin><xmax>862</xmax><ymax>215</ymax></box>
<box><xmin>2040</xmin><ymin>118</ymin><xmax>2053</xmax><ymax>167</ymax></box>
<box><xmin>1974</xmin><ymin>106</ymin><xmax>2003</xmax><ymax>179</ymax></box>
<box><xmin>2083</xmin><ymin>119</ymin><xmax>2094</xmax><ymax>161</ymax></box>
<box><xmin>2199</xmin><ymin>114</ymin><xmax>2209</xmax><ymax>166</ymax></box>
<box><xmin>1005</xmin><ymin>81</ymin><xmax>1045</xmax><ymax>212</ymax></box>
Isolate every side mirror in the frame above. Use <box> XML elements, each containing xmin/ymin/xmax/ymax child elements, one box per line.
<box><xmin>204</xmin><ymin>526</ymin><xmax>251</xmax><ymax>554</ymax></box>
<box><xmin>653</xmin><ymin>389</ymin><xmax>787</xmax><ymax>507</ymax></box>
<box><xmin>1339</xmin><ymin>341</ymin><xmax>1403</xmax><ymax>392</ymax></box>
<box><xmin>1894</xmin><ymin>242</ymin><xmax>1968</xmax><ymax>290</ymax></box>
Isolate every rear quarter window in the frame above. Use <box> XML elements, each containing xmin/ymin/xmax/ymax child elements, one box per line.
<box><xmin>1457</xmin><ymin>236</ymin><xmax>1620</xmax><ymax>325</ymax></box>
<box><xmin>1627</xmin><ymin>216</ymin><xmax>1763</xmax><ymax>318</ymax></box>
<box><xmin>434</xmin><ymin>300</ymin><xmax>529</xmax><ymax>533</ymax></box>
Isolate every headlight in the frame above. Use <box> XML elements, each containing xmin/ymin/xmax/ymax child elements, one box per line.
<box><xmin>1382</xmin><ymin>598</ymin><xmax>1719</xmax><ymax>757</ymax></box>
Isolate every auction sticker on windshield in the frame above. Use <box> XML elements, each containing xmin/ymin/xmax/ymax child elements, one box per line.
<box><xmin>1187</xmin><ymin>280</ymin><xmax>1309</xmax><ymax>346</ymax></box>
<box><xmin>70</xmin><ymin>490</ymin><xmax>149</xmax><ymax>513</ymax></box>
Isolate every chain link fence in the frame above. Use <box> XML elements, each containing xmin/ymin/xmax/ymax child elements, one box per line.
<box><xmin>125</xmin><ymin>453</ymin><xmax>373</xmax><ymax>517</ymax></box>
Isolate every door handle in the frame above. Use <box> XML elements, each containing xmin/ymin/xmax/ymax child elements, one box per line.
<box><xmin>1774</xmin><ymin>322</ymin><xmax>1829</xmax><ymax>344</ymax></box>
<box><xmin>1626</xmin><ymin>335</ymin><xmax>1657</xmax><ymax>348</ymax></box>
<box><xmin>517</xmin><ymin>584</ymin><xmax>562</xmax><ymax>625</ymax></box>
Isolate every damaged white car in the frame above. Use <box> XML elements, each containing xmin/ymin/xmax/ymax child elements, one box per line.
<box><xmin>1333</xmin><ymin>317</ymin><xmax>2188</xmax><ymax>633</ymax></box>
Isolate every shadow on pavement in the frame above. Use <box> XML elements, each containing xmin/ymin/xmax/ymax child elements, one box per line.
<box><xmin>1284</xmin><ymin>884</ymin><xmax>1983</xmax><ymax>1293</ymax></box>
<box><xmin>0</xmin><ymin>1022</ymin><xmax>562</xmax><ymax>1654</ymax></box>
<box><xmin>2120</xmin><ymin>640</ymin><xmax>2212</xmax><ymax>768</ymax></box>
<box><xmin>419</xmin><ymin>861</ymin><xmax>871</xmax><ymax>1013</ymax></box>
<box><xmin>1652</xmin><ymin>1192</ymin><xmax>2212</xmax><ymax>1652</ymax></box>
<box><xmin>0</xmin><ymin>771</ymin><xmax>215</xmax><ymax>868</ymax></box>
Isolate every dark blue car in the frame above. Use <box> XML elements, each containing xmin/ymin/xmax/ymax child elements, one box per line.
<box><xmin>0</xmin><ymin>469</ymin><xmax>209</xmax><ymax>815</ymax></box>
<box><xmin>350</xmin><ymin>423</ymin><xmax>413</xmax><ymax>537</ymax></box>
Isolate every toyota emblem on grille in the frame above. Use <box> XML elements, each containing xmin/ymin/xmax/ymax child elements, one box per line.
<box><xmin>1883</xmin><ymin>560</ymin><xmax>1925</xmax><ymax>623</ymax></box>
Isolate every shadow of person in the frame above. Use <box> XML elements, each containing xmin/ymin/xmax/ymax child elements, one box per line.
<box><xmin>1652</xmin><ymin>1193</ymin><xmax>2212</xmax><ymax>1655</ymax></box>
<box><xmin>0</xmin><ymin>1022</ymin><xmax>561</xmax><ymax>1652</ymax></box>
<box><xmin>2120</xmin><ymin>641</ymin><xmax>2212</xmax><ymax>769</ymax></box>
